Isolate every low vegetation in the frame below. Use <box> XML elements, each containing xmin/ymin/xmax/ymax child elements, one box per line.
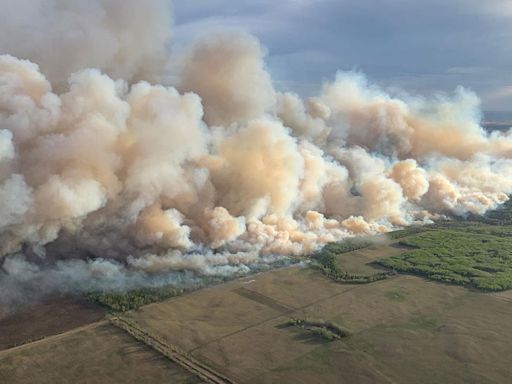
<box><xmin>287</xmin><ymin>318</ymin><xmax>349</xmax><ymax>341</ymax></box>
<box><xmin>111</xmin><ymin>317</ymin><xmax>233</xmax><ymax>384</ymax></box>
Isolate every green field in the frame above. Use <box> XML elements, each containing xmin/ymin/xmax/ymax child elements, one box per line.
<box><xmin>378</xmin><ymin>200</ymin><xmax>512</xmax><ymax>291</ymax></box>
<box><xmin>379</xmin><ymin>228</ymin><xmax>512</xmax><ymax>290</ymax></box>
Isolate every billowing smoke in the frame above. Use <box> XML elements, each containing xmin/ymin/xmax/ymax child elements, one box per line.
<box><xmin>1</xmin><ymin>0</ymin><xmax>512</xmax><ymax>309</ymax></box>
<box><xmin>0</xmin><ymin>0</ymin><xmax>172</xmax><ymax>89</ymax></box>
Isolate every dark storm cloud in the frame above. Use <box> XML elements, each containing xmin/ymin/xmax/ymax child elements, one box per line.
<box><xmin>172</xmin><ymin>0</ymin><xmax>512</xmax><ymax>111</ymax></box>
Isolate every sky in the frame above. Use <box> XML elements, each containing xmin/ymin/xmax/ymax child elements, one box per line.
<box><xmin>172</xmin><ymin>0</ymin><xmax>512</xmax><ymax>114</ymax></box>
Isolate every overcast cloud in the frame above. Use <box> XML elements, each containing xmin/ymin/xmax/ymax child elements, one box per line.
<box><xmin>172</xmin><ymin>0</ymin><xmax>512</xmax><ymax>113</ymax></box>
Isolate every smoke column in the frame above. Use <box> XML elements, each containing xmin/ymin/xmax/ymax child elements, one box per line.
<box><xmin>1</xmin><ymin>0</ymin><xmax>512</xmax><ymax>309</ymax></box>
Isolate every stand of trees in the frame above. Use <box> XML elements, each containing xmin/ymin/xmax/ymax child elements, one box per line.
<box><xmin>287</xmin><ymin>318</ymin><xmax>349</xmax><ymax>341</ymax></box>
<box><xmin>87</xmin><ymin>286</ymin><xmax>184</xmax><ymax>312</ymax></box>
<box><xmin>313</xmin><ymin>239</ymin><xmax>396</xmax><ymax>284</ymax></box>
<box><xmin>379</xmin><ymin>229</ymin><xmax>512</xmax><ymax>291</ymax></box>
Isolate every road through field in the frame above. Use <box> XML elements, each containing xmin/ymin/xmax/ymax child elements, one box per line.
<box><xmin>111</xmin><ymin>316</ymin><xmax>236</xmax><ymax>384</ymax></box>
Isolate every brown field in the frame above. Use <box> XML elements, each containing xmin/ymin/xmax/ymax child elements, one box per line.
<box><xmin>121</xmin><ymin>244</ymin><xmax>512</xmax><ymax>384</ymax></box>
<box><xmin>491</xmin><ymin>289</ymin><xmax>512</xmax><ymax>303</ymax></box>
<box><xmin>2</xmin><ymin>241</ymin><xmax>512</xmax><ymax>383</ymax></box>
<box><xmin>0</xmin><ymin>296</ymin><xmax>106</xmax><ymax>351</ymax></box>
<box><xmin>0</xmin><ymin>321</ymin><xmax>201</xmax><ymax>384</ymax></box>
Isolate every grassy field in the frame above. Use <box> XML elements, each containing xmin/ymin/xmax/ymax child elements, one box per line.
<box><xmin>2</xmin><ymin>236</ymin><xmax>512</xmax><ymax>383</ymax></box>
<box><xmin>0</xmin><ymin>296</ymin><xmax>105</xmax><ymax>351</ymax></box>
<box><xmin>0</xmin><ymin>321</ymin><xmax>201</xmax><ymax>384</ymax></box>
<box><xmin>3</xmin><ymin>201</ymin><xmax>512</xmax><ymax>383</ymax></box>
<box><xmin>118</xmin><ymin>244</ymin><xmax>512</xmax><ymax>384</ymax></box>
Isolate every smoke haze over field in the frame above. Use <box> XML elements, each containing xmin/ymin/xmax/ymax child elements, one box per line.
<box><xmin>1</xmin><ymin>0</ymin><xmax>512</xmax><ymax>308</ymax></box>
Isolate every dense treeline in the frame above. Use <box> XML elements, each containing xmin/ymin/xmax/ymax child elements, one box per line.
<box><xmin>314</xmin><ymin>239</ymin><xmax>396</xmax><ymax>284</ymax></box>
<box><xmin>379</xmin><ymin>229</ymin><xmax>512</xmax><ymax>291</ymax></box>
<box><xmin>87</xmin><ymin>260</ymin><xmax>293</xmax><ymax>312</ymax></box>
<box><xmin>87</xmin><ymin>286</ymin><xmax>185</xmax><ymax>312</ymax></box>
<box><xmin>387</xmin><ymin>226</ymin><xmax>428</xmax><ymax>240</ymax></box>
<box><xmin>466</xmin><ymin>199</ymin><xmax>512</xmax><ymax>226</ymax></box>
<box><xmin>318</xmin><ymin>239</ymin><xmax>372</xmax><ymax>254</ymax></box>
<box><xmin>316</xmin><ymin>251</ymin><xmax>395</xmax><ymax>283</ymax></box>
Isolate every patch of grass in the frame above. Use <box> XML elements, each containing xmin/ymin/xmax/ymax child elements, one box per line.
<box><xmin>270</xmin><ymin>344</ymin><xmax>335</xmax><ymax>375</ymax></box>
<box><xmin>308</xmin><ymin>346</ymin><xmax>336</xmax><ymax>373</ymax></box>
<box><xmin>384</xmin><ymin>289</ymin><xmax>408</xmax><ymax>302</ymax></box>
<box><xmin>407</xmin><ymin>316</ymin><xmax>442</xmax><ymax>331</ymax></box>
<box><xmin>378</xmin><ymin>229</ymin><xmax>512</xmax><ymax>291</ymax></box>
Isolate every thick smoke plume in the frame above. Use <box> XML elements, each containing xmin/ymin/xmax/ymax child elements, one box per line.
<box><xmin>1</xmin><ymin>0</ymin><xmax>512</xmax><ymax>309</ymax></box>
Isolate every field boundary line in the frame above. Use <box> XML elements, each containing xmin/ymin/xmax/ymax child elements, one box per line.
<box><xmin>111</xmin><ymin>316</ymin><xmax>238</xmax><ymax>384</ymax></box>
<box><xmin>232</xmin><ymin>287</ymin><xmax>295</xmax><ymax>313</ymax></box>
<box><xmin>189</xmin><ymin>275</ymin><xmax>398</xmax><ymax>354</ymax></box>
<box><xmin>0</xmin><ymin>320</ymin><xmax>108</xmax><ymax>357</ymax></box>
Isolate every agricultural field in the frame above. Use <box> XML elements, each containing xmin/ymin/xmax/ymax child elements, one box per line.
<box><xmin>118</xmin><ymin>240</ymin><xmax>512</xmax><ymax>384</ymax></box>
<box><xmin>0</xmin><ymin>321</ymin><xmax>201</xmax><ymax>384</ymax></box>
<box><xmin>3</xmin><ymin>206</ymin><xmax>512</xmax><ymax>383</ymax></box>
<box><xmin>0</xmin><ymin>296</ymin><xmax>105</xmax><ymax>351</ymax></box>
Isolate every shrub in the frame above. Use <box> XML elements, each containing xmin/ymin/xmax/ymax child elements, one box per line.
<box><xmin>287</xmin><ymin>318</ymin><xmax>349</xmax><ymax>341</ymax></box>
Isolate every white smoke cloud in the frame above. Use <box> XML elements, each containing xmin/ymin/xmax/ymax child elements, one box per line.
<box><xmin>179</xmin><ymin>32</ymin><xmax>276</xmax><ymax>126</ymax></box>
<box><xmin>1</xmin><ymin>0</ymin><xmax>512</xmax><ymax>307</ymax></box>
<box><xmin>0</xmin><ymin>0</ymin><xmax>172</xmax><ymax>89</ymax></box>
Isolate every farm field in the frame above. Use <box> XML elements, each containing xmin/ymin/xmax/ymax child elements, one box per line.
<box><xmin>0</xmin><ymin>321</ymin><xmax>201</xmax><ymax>384</ymax></box>
<box><xmin>2</xmin><ymin>3</ymin><xmax>512</xmax><ymax>384</ymax></box>
<box><xmin>119</xmin><ymin>241</ymin><xmax>512</xmax><ymax>384</ymax></box>
<box><xmin>2</xmin><ymin>222</ymin><xmax>512</xmax><ymax>383</ymax></box>
<box><xmin>0</xmin><ymin>296</ymin><xmax>106</xmax><ymax>351</ymax></box>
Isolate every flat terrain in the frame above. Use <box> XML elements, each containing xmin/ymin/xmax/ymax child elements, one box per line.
<box><xmin>0</xmin><ymin>296</ymin><xmax>106</xmax><ymax>351</ymax></box>
<box><xmin>120</xmin><ymin>243</ymin><xmax>512</xmax><ymax>383</ymax></box>
<box><xmin>380</xmin><ymin>227</ymin><xmax>512</xmax><ymax>290</ymax></box>
<box><xmin>2</xmin><ymin>226</ymin><xmax>512</xmax><ymax>383</ymax></box>
<box><xmin>0</xmin><ymin>321</ymin><xmax>201</xmax><ymax>384</ymax></box>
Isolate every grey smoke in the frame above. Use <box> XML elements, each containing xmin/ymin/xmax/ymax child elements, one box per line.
<box><xmin>1</xmin><ymin>0</ymin><xmax>512</xmax><ymax>309</ymax></box>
